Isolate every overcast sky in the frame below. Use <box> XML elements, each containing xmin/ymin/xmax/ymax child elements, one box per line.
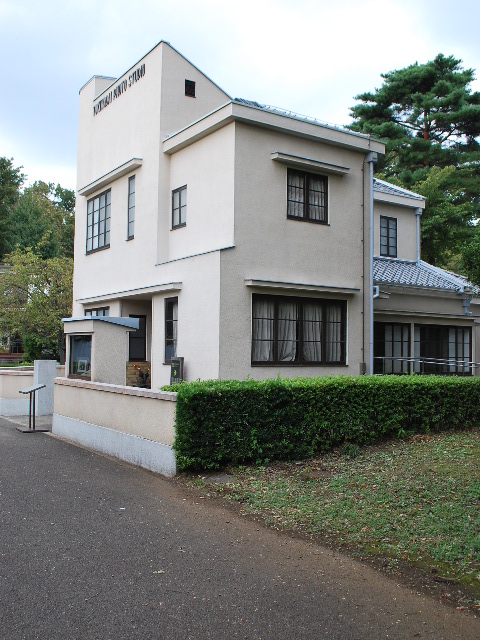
<box><xmin>1</xmin><ymin>0</ymin><xmax>479</xmax><ymax>191</ymax></box>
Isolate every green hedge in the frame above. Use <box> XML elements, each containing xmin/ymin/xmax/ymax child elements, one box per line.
<box><xmin>169</xmin><ymin>376</ymin><xmax>480</xmax><ymax>471</ymax></box>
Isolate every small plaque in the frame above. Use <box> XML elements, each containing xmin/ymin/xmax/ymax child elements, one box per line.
<box><xmin>170</xmin><ymin>357</ymin><xmax>184</xmax><ymax>384</ymax></box>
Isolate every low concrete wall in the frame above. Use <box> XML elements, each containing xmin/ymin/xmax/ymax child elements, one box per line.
<box><xmin>0</xmin><ymin>368</ymin><xmax>34</xmax><ymax>415</ymax></box>
<box><xmin>0</xmin><ymin>363</ymin><xmax>65</xmax><ymax>417</ymax></box>
<box><xmin>52</xmin><ymin>378</ymin><xmax>177</xmax><ymax>477</ymax></box>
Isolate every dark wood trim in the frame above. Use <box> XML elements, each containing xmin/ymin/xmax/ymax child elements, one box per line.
<box><xmin>251</xmin><ymin>294</ymin><xmax>346</xmax><ymax>366</ymax></box>
<box><xmin>287</xmin><ymin>168</ymin><xmax>328</xmax><ymax>224</ymax></box>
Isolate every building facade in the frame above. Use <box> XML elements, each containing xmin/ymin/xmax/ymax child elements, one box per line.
<box><xmin>70</xmin><ymin>42</ymin><xmax>480</xmax><ymax>387</ymax></box>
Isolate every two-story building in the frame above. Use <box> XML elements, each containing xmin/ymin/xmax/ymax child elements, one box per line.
<box><xmin>69</xmin><ymin>41</ymin><xmax>480</xmax><ymax>388</ymax></box>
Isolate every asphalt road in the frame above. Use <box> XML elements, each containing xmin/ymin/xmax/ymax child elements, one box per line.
<box><xmin>0</xmin><ymin>417</ymin><xmax>478</xmax><ymax>640</ymax></box>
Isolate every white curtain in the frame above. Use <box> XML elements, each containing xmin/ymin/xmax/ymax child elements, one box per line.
<box><xmin>326</xmin><ymin>303</ymin><xmax>342</xmax><ymax>362</ymax></box>
<box><xmin>287</xmin><ymin>172</ymin><xmax>304</xmax><ymax>218</ymax></box>
<box><xmin>308</xmin><ymin>176</ymin><xmax>326</xmax><ymax>221</ymax></box>
<box><xmin>277</xmin><ymin>301</ymin><xmax>298</xmax><ymax>362</ymax></box>
<box><xmin>303</xmin><ymin>302</ymin><xmax>322</xmax><ymax>361</ymax></box>
<box><xmin>252</xmin><ymin>299</ymin><xmax>274</xmax><ymax>361</ymax></box>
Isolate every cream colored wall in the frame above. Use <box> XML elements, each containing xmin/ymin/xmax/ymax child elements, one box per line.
<box><xmin>74</xmin><ymin>42</ymin><xmax>230</xmax><ymax>317</ymax></box>
<box><xmin>0</xmin><ymin>370</ymin><xmax>34</xmax><ymax>398</ymax></box>
<box><xmin>168</xmin><ymin>124</ymin><xmax>235</xmax><ymax>261</ymax></box>
<box><xmin>74</xmin><ymin>46</ymin><xmax>163</xmax><ymax>314</ymax></box>
<box><xmin>374</xmin><ymin>202</ymin><xmax>417</xmax><ymax>261</ymax></box>
<box><xmin>54</xmin><ymin>378</ymin><xmax>176</xmax><ymax>445</ymax></box>
<box><xmin>157</xmin><ymin>45</ymin><xmax>231</xmax><ymax>264</ymax></box>
<box><xmin>218</xmin><ymin>123</ymin><xmax>370</xmax><ymax>380</ymax></box>
<box><xmin>374</xmin><ymin>290</ymin><xmax>476</xmax><ymax>318</ymax></box>
<box><xmin>64</xmin><ymin>319</ymin><xmax>131</xmax><ymax>385</ymax></box>
<box><xmin>150</xmin><ymin>249</ymin><xmax>222</xmax><ymax>388</ymax></box>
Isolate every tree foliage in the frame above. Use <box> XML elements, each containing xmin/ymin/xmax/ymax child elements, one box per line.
<box><xmin>6</xmin><ymin>180</ymin><xmax>75</xmax><ymax>259</ymax></box>
<box><xmin>0</xmin><ymin>248</ymin><xmax>73</xmax><ymax>362</ymax></box>
<box><xmin>461</xmin><ymin>230</ymin><xmax>480</xmax><ymax>287</ymax></box>
<box><xmin>349</xmin><ymin>54</ymin><xmax>480</xmax><ymax>267</ymax></box>
<box><xmin>0</xmin><ymin>158</ymin><xmax>25</xmax><ymax>259</ymax></box>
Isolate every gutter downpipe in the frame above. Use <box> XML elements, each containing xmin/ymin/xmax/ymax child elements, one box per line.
<box><xmin>366</xmin><ymin>152</ymin><xmax>377</xmax><ymax>375</ymax></box>
<box><xmin>415</xmin><ymin>207</ymin><xmax>422</xmax><ymax>263</ymax></box>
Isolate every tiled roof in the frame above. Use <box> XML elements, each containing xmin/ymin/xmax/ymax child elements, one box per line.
<box><xmin>373</xmin><ymin>178</ymin><xmax>425</xmax><ymax>201</ymax></box>
<box><xmin>373</xmin><ymin>257</ymin><xmax>480</xmax><ymax>295</ymax></box>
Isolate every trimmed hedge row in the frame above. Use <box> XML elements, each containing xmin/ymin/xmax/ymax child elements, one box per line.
<box><xmin>168</xmin><ymin>376</ymin><xmax>480</xmax><ymax>471</ymax></box>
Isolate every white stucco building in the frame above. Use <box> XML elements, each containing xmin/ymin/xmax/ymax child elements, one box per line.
<box><xmin>69</xmin><ymin>41</ymin><xmax>480</xmax><ymax>388</ymax></box>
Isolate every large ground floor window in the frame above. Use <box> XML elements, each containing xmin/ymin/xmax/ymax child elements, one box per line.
<box><xmin>414</xmin><ymin>325</ymin><xmax>471</xmax><ymax>375</ymax></box>
<box><xmin>374</xmin><ymin>322</ymin><xmax>472</xmax><ymax>376</ymax></box>
<box><xmin>374</xmin><ymin>323</ymin><xmax>410</xmax><ymax>374</ymax></box>
<box><xmin>252</xmin><ymin>294</ymin><xmax>346</xmax><ymax>365</ymax></box>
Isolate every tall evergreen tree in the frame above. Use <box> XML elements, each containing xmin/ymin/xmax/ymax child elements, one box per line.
<box><xmin>349</xmin><ymin>54</ymin><xmax>480</xmax><ymax>267</ymax></box>
<box><xmin>0</xmin><ymin>157</ymin><xmax>25</xmax><ymax>259</ymax></box>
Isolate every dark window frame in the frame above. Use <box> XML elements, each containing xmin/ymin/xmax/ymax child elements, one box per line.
<box><xmin>165</xmin><ymin>297</ymin><xmax>178</xmax><ymax>364</ymax></box>
<box><xmin>69</xmin><ymin>335</ymin><xmax>92</xmax><ymax>380</ymax></box>
<box><xmin>287</xmin><ymin>169</ymin><xmax>328</xmax><ymax>224</ymax></box>
<box><xmin>84</xmin><ymin>307</ymin><xmax>109</xmax><ymax>317</ymax></box>
<box><xmin>414</xmin><ymin>324</ymin><xmax>472</xmax><ymax>376</ymax></box>
<box><xmin>185</xmin><ymin>79</ymin><xmax>196</xmax><ymax>97</ymax></box>
<box><xmin>86</xmin><ymin>188</ymin><xmax>111</xmax><ymax>254</ymax></box>
<box><xmin>127</xmin><ymin>175</ymin><xmax>135</xmax><ymax>240</ymax></box>
<box><xmin>251</xmin><ymin>294</ymin><xmax>346</xmax><ymax>366</ymax></box>
<box><xmin>128</xmin><ymin>315</ymin><xmax>147</xmax><ymax>362</ymax></box>
<box><xmin>374</xmin><ymin>321</ymin><xmax>411</xmax><ymax>374</ymax></box>
<box><xmin>380</xmin><ymin>215</ymin><xmax>397</xmax><ymax>258</ymax></box>
<box><xmin>172</xmin><ymin>186</ymin><xmax>187</xmax><ymax>229</ymax></box>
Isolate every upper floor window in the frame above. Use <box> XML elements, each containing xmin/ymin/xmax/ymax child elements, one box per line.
<box><xmin>87</xmin><ymin>189</ymin><xmax>111</xmax><ymax>253</ymax></box>
<box><xmin>127</xmin><ymin>176</ymin><xmax>135</xmax><ymax>240</ymax></box>
<box><xmin>380</xmin><ymin>216</ymin><xmax>397</xmax><ymax>258</ymax></box>
<box><xmin>287</xmin><ymin>169</ymin><xmax>328</xmax><ymax>224</ymax></box>
<box><xmin>172</xmin><ymin>186</ymin><xmax>187</xmax><ymax>229</ymax></box>
<box><xmin>185</xmin><ymin>79</ymin><xmax>196</xmax><ymax>97</ymax></box>
<box><xmin>85</xmin><ymin>307</ymin><xmax>109</xmax><ymax>317</ymax></box>
<box><xmin>252</xmin><ymin>294</ymin><xmax>346</xmax><ymax>365</ymax></box>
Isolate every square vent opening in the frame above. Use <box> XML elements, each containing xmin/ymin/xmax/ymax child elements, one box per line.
<box><xmin>185</xmin><ymin>79</ymin><xmax>196</xmax><ymax>98</ymax></box>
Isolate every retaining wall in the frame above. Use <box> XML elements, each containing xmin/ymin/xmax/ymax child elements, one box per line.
<box><xmin>52</xmin><ymin>378</ymin><xmax>177</xmax><ymax>477</ymax></box>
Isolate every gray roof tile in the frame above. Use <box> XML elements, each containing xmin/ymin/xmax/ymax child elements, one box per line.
<box><xmin>373</xmin><ymin>178</ymin><xmax>425</xmax><ymax>201</ymax></box>
<box><xmin>373</xmin><ymin>258</ymin><xmax>479</xmax><ymax>295</ymax></box>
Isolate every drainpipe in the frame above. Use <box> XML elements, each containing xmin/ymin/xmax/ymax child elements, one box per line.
<box><xmin>366</xmin><ymin>152</ymin><xmax>377</xmax><ymax>375</ymax></box>
<box><xmin>415</xmin><ymin>208</ymin><xmax>422</xmax><ymax>263</ymax></box>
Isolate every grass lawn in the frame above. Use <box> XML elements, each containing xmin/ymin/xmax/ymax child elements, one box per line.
<box><xmin>185</xmin><ymin>429</ymin><xmax>480</xmax><ymax>604</ymax></box>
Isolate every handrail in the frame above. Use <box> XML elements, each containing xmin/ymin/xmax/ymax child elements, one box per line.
<box><xmin>374</xmin><ymin>356</ymin><xmax>478</xmax><ymax>375</ymax></box>
<box><xmin>19</xmin><ymin>384</ymin><xmax>46</xmax><ymax>431</ymax></box>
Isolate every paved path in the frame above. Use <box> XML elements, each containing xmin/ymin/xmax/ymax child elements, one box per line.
<box><xmin>1</xmin><ymin>417</ymin><xmax>478</xmax><ymax>639</ymax></box>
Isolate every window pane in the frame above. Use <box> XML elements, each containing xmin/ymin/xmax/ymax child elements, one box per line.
<box><xmin>165</xmin><ymin>298</ymin><xmax>178</xmax><ymax>361</ymax></box>
<box><xmin>308</xmin><ymin>175</ymin><xmax>327</xmax><ymax>222</ymax></box>
<box><xmin>277</xmin><ymin>301</ymin><xmax>298</xmax><ymax>362</ymax></box>
<box><xmin>303</xmin><ymin>302</ymin><xmax>322</xmax><ymax>362</ymax></box>
<box><xmin>325</xmin><ymin>303</ymin><xmax>343</xmax><ymax>362</ymax></box>
<box><xmin>252</xmin><ymin>298</ymin><xmax>275</xmax><ymax>362</ymax></box>
<box><xmin>287</xmin><ymin>171</ymin><xmax>304</xmax><ymax>218</ymax></box>
<box><xmin>70</xmin><ymin>336</ymin><xmax>91</xmax><ymax>378</ymax></box>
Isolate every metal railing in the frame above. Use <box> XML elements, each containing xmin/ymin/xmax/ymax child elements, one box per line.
<box><xmin>374</xmin><ymin>356</ymin><xmax>479</xmax><ymax>376</ymax></box>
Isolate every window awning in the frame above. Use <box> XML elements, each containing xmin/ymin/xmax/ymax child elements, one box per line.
<box><xmin>245</xmin><ymin>279</ymin><xmax>359</xmax><ymax>295</ymax></box>
<box><xmin>78</xmin><ymin>158</ymin><xmax>143</xmax><ymax>197</ymax></box>
<box><xmin>271</xmin><ymin>152</ymin><xmax>350</xmax><ymax>176</ymax></box>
